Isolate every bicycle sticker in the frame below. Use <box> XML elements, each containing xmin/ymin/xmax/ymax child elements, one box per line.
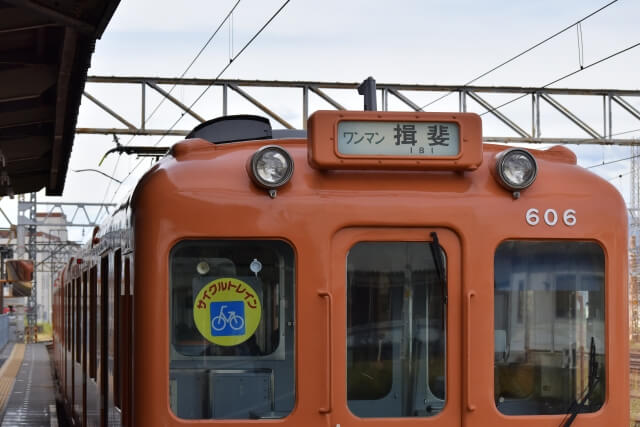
<box><xmin>192</xmin><ymin>277</ymin><xmax>262</xmax><ymax>346</ymax></box>
<box><xmin>210</xmin><ymin>301</ymin><xmax>245</xmax><ymax>336</ymax></box>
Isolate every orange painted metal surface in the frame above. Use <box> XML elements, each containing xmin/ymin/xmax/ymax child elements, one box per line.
<box><xmin>52</xmin><ymin>110</ymin><xmax>628</xmax><ymax>426</ymax></box>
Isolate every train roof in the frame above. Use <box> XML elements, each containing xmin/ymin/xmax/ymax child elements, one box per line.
<box><xmin>80</xmin><ymin>112</ymin><xmax>627</xmax><ymax>259</ymax></box>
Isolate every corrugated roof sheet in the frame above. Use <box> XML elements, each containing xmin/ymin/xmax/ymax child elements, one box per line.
<box><xmin>0</xmin><ymin>0</ymin><xmax>120</xmax><ymax>196</ymax></box>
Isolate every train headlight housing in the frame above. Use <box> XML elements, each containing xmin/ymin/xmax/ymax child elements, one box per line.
<box><xmin>495</xmin><ymin>148</ymin><xmax>537</xmax><ymax>192</ymax></box>
<box><xmin>248</xmin><ymin>145</ymin><xmax>294</xmax><ymax>193</ymax></box>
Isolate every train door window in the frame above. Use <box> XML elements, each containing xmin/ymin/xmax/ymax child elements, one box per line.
<box><xmin>100</xmin><ymin>255</ymin><xmax>109</xmax><ymax>426</ymax></box>
<box><xmin>494</xmin><ymin>241</ymin><xmax>605</xmax><ymax>415</ymax></box>
<box><xmin>83</xmin><ymin>271</ymin><xmax>88</xmax><ymax>366</ymax></box>
<box><xmin>90</xmin><ymin>266</ymin><xmax>97</xmax><ymax>380</ymax></box>
<box><xmin>75</xmin><ymin>278</ymin><xmax>81</xmax><ymax>364</ymax></box>
<box><xmin>122</xmin><ymin>257</ymin><xmax>132</xmax><ymax>427</ymax></box>
<box><xmin>67</xmin><ymin>282</ymin><xmax>71</xmax><ymax>352</ymax></box>
<box><xmin>169</xmin><ymin>240</ymin><xmax>295</xmax><ymax>420</ymax></box>
<box><xmin>114</xmin><ymin>250</ymin><xmax>122</xmax><ymax>409</ymax></box>
<box><xmin>346</xmin><ymin>241</ymin><xmax>446</xmax><ymax>418</ymax></box>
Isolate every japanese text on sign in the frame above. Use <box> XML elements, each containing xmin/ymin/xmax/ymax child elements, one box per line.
<box><xmin>337</xmin><ymin>121</ymin><xmax>460</xmax><ymax>157</ymax></box>
<box><xmin>193</xmin><ymin>277</ymin><xmax>262</xmax><ymax>347</ymax></box>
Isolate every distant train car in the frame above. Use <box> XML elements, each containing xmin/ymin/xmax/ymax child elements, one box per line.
<box><xmin>52</xmin><ymin>109</ymin><xmax>628</xmax><ymax>426</ymax></box>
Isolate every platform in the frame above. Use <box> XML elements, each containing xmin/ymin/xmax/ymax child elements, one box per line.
<box><xmin>0</xmin><ymin>342</ymin><xmax>57</xmax><ymax>426</ymax></box>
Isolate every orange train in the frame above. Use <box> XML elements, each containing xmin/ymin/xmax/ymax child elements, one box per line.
<box><xmin>52</xmin><ymin>110</ymin><xmax>628</xmax><ymax>426</ymax></box>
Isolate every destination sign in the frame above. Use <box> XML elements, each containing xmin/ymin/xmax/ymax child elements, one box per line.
<box><xmin>307</xmin><ymin>111</ymin><xmax>482</xmax><ymax>171</ymax></box>
<box><xmin>337</xmin><ymin>121</ymin><xmax>460</xmax><ymax>157</ymax></box>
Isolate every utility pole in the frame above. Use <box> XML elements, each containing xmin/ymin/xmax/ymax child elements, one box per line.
<box><xmin>17</xmin><ymin>193</ymin><xmax>37</xmax><ymax>341</ymax></box>
<box><xmin>16</xmin><ymin>198</ymin><xmax>114</xmax><ymax>342</ymax></box>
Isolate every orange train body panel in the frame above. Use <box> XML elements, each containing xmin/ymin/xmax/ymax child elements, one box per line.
<box><xmin>52</xmin><ymin>110</ymin><xmax>629</xmax><ymax>426</ymax></box>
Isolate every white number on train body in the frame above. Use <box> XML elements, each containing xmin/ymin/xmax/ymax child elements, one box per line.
<box><xmin>526</xmin><ymin>208</ymin><xmax>540</xmax><ymax>226</ymax></box>
<box><xmin>526</xmin><ymin>208</ymin><xmax>576</xmax><ymax>227</ymax></box>
<box><xmin>563</xmin><ymin>209</ymin><xmax>577</xmax><ymax>226</ymax></box>
<box><xmin>544</xmin><ymin>209</ymin><xmax>557</xmax><ymax>226</ymax></box>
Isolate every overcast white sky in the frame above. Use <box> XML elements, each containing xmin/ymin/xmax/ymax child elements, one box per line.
<box><xmin>2</xmin><ymin>0</ymin><xmax>639</xmax><ymax>241</ymax></box>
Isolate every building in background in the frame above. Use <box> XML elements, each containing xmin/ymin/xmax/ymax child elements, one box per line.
<box><xmin>34</xmin><ymin>212</ymin><xmax>76</xmax><ymax>324</ymax></box>
<box><xmin>0</xmin><ymin>213</ymin><xmax>78</xmax><ymax>326</ymax></box>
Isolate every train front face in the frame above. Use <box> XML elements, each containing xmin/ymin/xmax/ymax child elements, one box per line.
<box><xmin>131</xmin><ymin>111</ymin><xmax>628</xmax><ymax>426</ymax></box>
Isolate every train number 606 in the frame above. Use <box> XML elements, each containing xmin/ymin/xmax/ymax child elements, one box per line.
<box><xmin>526</xmin><ymin>208</ymin><xmax>576</xmax><ymax>227</ymax></box>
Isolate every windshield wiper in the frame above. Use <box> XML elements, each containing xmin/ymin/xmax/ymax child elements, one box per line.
<box><xmin>561</xmin><ymin>336</ymin><xmax>599</xmax><ymax>427</ymax></box>
<box><xmin>429</xmin><ymin>232</ymin><xmax>447</xmax><ymax>305</ymax></box>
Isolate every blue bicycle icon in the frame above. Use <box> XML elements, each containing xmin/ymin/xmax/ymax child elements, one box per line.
<box><xmin>210</xmin><ymin>301</ymin><xmax>245</xmax><ymax>336</ymax></box>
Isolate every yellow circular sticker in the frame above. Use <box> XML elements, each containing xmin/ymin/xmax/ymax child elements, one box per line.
<box><xmin>193</xmin><ymin>277</ymin><xmax>262</xmax><ymax>346</ymax></box>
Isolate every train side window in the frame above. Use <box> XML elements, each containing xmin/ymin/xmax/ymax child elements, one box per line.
<box><xmin>67</xmin><ymin>282</ymin><xmax>71</xmax><ymax>352</ymax></box>
<box><xmin>89</xmin><ymin>266</ymin><xmax>97</xmax><ymax>380</ymax></box>
<box><xmin>100</xmin><ymin>255</ymin><xmax>109</xmax><ymax>427</ymax></box>
<box><xmin>75</xmin><ymin>278</ymin><xmax>81</xmax><ymax>364</ymax></box>
<box><xmin>494</xmin><ymin>241</ymin><xmax>605</xmax><ymax>416</ymax></box>
<box><xmin>122</xmin><ymin>257</ymin><xmax>132</xmax><ymax>427</ymax></box>
<box><xmin>346</xmin><ymin>241</ymin><xmax>446</xmax><ymax>418</ymax></box>
<box><xmin>169</xmin><ymin>240</ymin><xmax>295</xmax><ymax>420</ymax></box>
<box><xmin>114</xmin><ymin>250</ymin><xmax>122</xmax><ymax>409</ymax></box>
<box><xmin>83</xmin><ymin>272</ymin><xmax>88</xmax><ymax>369</ymax></box>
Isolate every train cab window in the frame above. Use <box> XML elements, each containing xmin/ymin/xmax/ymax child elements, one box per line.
<box><xmin>346</xmin><ymin>241</ymin><xmax>446</xmax><ymax>418</ymax></box>
<box><xmin>169</xmin><ymin>240</ymin><xmax>295</xmax><ymax>420</ymax></box>
<box><xmin>494</xmin><ymin>241</ymin><xmax>605</xmax><ymax>416</ymax></box>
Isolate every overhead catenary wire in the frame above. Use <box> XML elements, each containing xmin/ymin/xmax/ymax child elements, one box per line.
<box><xmin>608</xmin><ymin>170</ymin><xmax>631</xmax><ymax>181</ymax></box>
<box><xmin>100</xmin><ymin>0</ymin><xmax>631</xmax><ymax>203</ymax></box>
<box><xmin>580</xmin><ymin>127</ymin><xmax>640</xmax><ymax>172</ymax></box>
<box><xmin>105</xmin><ymin>0</ymin><xmax>292</xmax><ymax>204</ymax></box>
<box><xmin>153</xmin><ymin>0</ymin><xmax>292</xmax><ymax>148</ymax></box>
<box><xmin>587</xmin><ymin>152</ymin><xmax>639</xmax><ymax>169</ymax></box>
<box><xmin>98</xmin><ymin>0</ymin><xmax>242</xmax><ymax>208</ymax></box>
<box><xmin>478</xmin><ymin>40</ymin><xmax>640</xmax><ymax>117</ymax></box>
<box><xmin>141</xmin><ymin>0</ymin><xmax>243</xmax><ymax>132</ymax></box>
<box><xmin>419</xmin><ymin>0</ymin><xmax>619</xmax><ymax>110</ymax></box>
<box><xmin>539</xmin><ymin>126</ymin><xmax>640</xmax><ymax>149</ymax></box>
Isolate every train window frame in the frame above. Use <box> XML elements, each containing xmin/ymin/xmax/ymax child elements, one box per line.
<box><xmin>168</xmin><ymin>239</ymin><xmax>296</xmax><ymax>420</ymax></box>
<box><xmin>493</xmin><ymin>240</ymin><xmax>606</xmax><ymax>416</ymax></box>
<box><xmin>89</xmin><ymin>266</ymin><xmax>98</xmax><ymax>380</ymax></box>
<box><xmin>82</xmin><ymin>271</ymin><xmax>88</xmax><ymax>378</ymax></box>
<box><xmin>345</xmin><ymin>240</ymin><xmax>447</xmax><ymax>418</ymax></box>
<box><xmin>75</xmin><ymin>277</ymin><xmax>81</xmax><ymax>364</ymax></box>
<box><xmin>66</xmin><ymin>281</ymin><xmax>71</xmax><ymax>352</ymax></box>
<box><xmin>114</xmin><ymin>249</ymin><xmax>122</xmax><ymax>410</ymax></box>
<box><xmin>100</xmin><ymin>254</ymin><xmax>109</xmax><ymax>427</ymax></box>
<box><xmin>122</xmin><ymin>256</ymin><xmax>132</xmax><ymax>427</ymax></box>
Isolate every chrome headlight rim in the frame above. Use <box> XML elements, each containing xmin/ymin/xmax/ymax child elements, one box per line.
<box><xmin>495</xmin><ymin>148</ymin><xmax>537</xmax><ymax>191</ymax></box>
<box><xmin>249</xmin><ymin>145</ymin><xmax>294</xmax><ymax>189</ymax></box>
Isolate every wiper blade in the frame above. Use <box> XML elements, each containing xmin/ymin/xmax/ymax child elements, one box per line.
<box><xmin>561</xmin><ymin>337</ymin><xmax>599</xmax><ymax>427</ymax></box>
<box><xmin>429</xmin><ymin>232</ymin><xmax>447</xmax><ymax>305</ymax></box>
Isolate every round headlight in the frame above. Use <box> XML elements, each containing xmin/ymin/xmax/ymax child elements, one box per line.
<box><xmin>249</xmin><ymin>145</ymin><xmax>294</xmax><ymax>189</ymax></box>
<box><xmin>495</xmin><ymin>148</ymin><xmax>537</xmax><ymax>191</ymax></box>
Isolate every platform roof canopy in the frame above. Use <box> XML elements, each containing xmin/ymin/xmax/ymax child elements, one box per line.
<box><xmin>0</xmin><ymin>0</ymin><xmax>120</xmax><ymax>196</ymax></box>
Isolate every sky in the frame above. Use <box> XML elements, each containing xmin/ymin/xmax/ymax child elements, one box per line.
<box><xmin>2</xmin><ymin>0</ymin><xmax>639</xmax><ymax>242</ymax></box>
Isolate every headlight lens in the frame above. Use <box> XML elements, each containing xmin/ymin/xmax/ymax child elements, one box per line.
<box><xmin>496</xmin><ymin>148</ymin><xmax>537</xmax><ymax>191</ymax></box>
<box><xmin>249</xmin><ymin>146</ymin><xmax>294</xmax><ymax>189</ymax></box>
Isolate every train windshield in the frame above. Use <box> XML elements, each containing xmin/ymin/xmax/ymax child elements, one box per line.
<box><xmin>346</xmin><ymin>241</ymin><xmax>446</xmax><ymax>417</ymax></box>
<box><xmin>169</xmin><ymin>240</ymin><xmax>295</xmax><ymax>420</ymax></box>
<box><xmin>494</xmin><ymin>241</ymin><xmax>605</xmax><ymax>415</ymax></box>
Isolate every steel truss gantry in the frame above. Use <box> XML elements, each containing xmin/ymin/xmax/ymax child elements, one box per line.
<box><xmin>14</xmin><ymin>197</ymin><xmax>115</xmax><ymax>331</ymax></box>
<box><xmin>79</xmin><ymin>76</ymin><xmax>640</xmax><ymax>146</ymax></box>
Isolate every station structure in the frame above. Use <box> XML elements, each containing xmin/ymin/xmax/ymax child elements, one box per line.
<box><xmin>1</xmin><ymin>0</ymin><xmax>640</xmax><ymax>421</ymax></box>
